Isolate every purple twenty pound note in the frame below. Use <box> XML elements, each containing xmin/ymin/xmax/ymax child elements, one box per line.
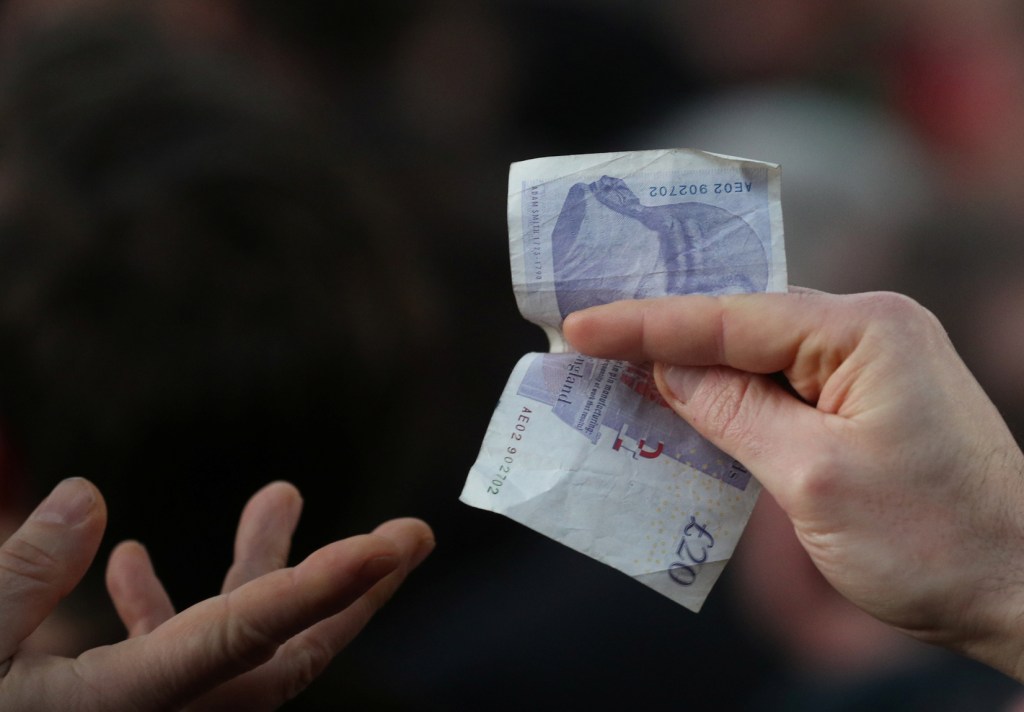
<box><xmin>462</xmin><ymin>149</ymin><xmax>786</xmax><ymax>612</ymax></box>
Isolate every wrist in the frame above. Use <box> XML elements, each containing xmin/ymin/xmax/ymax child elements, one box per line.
<box><xmin>955</xmin><ymin>444</ymin><xmax>1024</xmax><ymax>682</ymax></box>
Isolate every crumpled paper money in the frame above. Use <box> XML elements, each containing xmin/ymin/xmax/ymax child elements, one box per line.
<box><xmin>461</xmin><ymin>149</ymin><xmax>786</xmax><ymax>611</ymax></box>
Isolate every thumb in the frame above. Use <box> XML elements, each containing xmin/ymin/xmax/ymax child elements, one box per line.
<box><xmin>654</xmin><ymin>363</ymin><xmax>834</xmax><ymax>504</ymax></box>
<box><xmin>0</xmin><ymin>478</ymin><xmax>107</xmax><ymax>666</ymax></box>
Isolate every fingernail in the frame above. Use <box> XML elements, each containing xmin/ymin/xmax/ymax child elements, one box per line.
<box><xmin>360</xmin><ymin>554</ymin><xmax>399</xmax><ymax>581</ymax></box>
<box><xmin>661</xmin><ymin>366</ymin><xmax>708</xmax><ymax>404</ymax></box>
<box><xmin>32</xmin><ymin>478</ymin><xmax>96</xmax><ymax>525</ymax></box>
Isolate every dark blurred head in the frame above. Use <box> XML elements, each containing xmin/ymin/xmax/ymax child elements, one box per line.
<box><xmin>894</xmin><ymin>210</ymin><xmax>1024</xmax><ymax>441</ymax></box>
<box><xmin>0</xmin><ymin>9</ymin><xmax>437</xmax><ymax>605</ymax></box>
<box><xmin>240</xmin><ymin>0</ymin><xmax>422</xmax><ymax>65</ymax></box>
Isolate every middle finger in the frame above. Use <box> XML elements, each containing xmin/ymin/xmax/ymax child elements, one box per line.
<box><xmin>221</xmin><ymin>482</ymin><xmax>303</xmax><ymax>593</ymax></box>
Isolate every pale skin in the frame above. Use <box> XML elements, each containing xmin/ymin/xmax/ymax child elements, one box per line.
<box><xmin>0</xmin><ymin>478</ymin><xmax>434</xmax><ymax>710</ymax></box>
<box><xmin>564</xmin><ymin>289</ymin><xmax>1024</xmax><ymax>682</ymax></box>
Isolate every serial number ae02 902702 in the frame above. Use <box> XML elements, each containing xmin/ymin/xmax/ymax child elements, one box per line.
<box><xmin>487</xmin><ymin>407</ymin><xmax>532</xmax><ymax>495</ymax></box>
<box><xmin>648</xmin><ymin>181</ymin><xmax>753</xmax><ymax>198</ymax></box>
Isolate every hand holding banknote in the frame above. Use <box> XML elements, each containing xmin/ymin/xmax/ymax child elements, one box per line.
<box><xmin>565</xmin><ymin>289</ymin><xmax>1024</xmax><ymax>682</ymax></box>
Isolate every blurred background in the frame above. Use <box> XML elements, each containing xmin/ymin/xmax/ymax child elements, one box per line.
<box><xmin>1</xmin><ymin>0</ymin><xmax>1024</xmax><ymax>709</ymax></box>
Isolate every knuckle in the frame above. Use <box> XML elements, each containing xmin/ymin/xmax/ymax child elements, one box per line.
<box><xmin>789</xmin><ymin>456</ymin><xmax>841</xmax><ymax>503</ymax></box>
<box><xmin>281</xmin><ymin>641</ymin><xmax>332</xmax><ymax>702</ymax></box>
<box><xmin>785</xmin><ymin>438</ymin><xmax>850</xmax><ymax>507</ymax></box>
<box><xmin>860</xmin><ymin>291</ymin><xmax>943</xmax><ymax>333</ymax></box>
<box><xmin>856</xmin><ymin>290</ymin><xmax>921</xmax><ymax>315</ymax></box>
<box><xmin>0</xmin><ymin>535</ymin><xmax>59</xmax><ymax>591</ymax></box>
<box><xmin>218</xmin><ymin>603</ymin><xmax>280</xmax><ymax>671</ymax></box>
<box><xmin>696</xmin><ymin>371</ymin><xmax>762</xmax><ymax>446</ymax></box>
<box><xmin>857</xmin><ymin>291</ymin><xmax>952</xmax><ymax>353</ymax></box>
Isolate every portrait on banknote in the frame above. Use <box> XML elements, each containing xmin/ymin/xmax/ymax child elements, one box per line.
<box><xmin>550</xmin><ymin>175</ymin><xmax>770</xmax><ymax>318</ymax></box>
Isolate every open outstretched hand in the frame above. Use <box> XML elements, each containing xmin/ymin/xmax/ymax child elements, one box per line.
<box><xmin>0</xmin><ymin>478</ymin><xmax>433</xmax><ymax>710</ymax></box>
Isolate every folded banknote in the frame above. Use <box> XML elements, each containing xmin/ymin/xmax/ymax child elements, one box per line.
<box><xmin>460</xmin><ymin>149</ymin><xmax>787</xmax><ymax>611</ymax></box>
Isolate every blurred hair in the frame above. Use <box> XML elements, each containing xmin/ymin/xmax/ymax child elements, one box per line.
<box><xmin>240</xmin><ymin>0</ymin><xmax>423</xmax><ymax>63</ymax></box>
<box><xmin>0</xmin><ymin>9</ymin><xmax>438</xmax><ymax>603</ymax></box>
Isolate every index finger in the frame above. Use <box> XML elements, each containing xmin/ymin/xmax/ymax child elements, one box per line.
<box><xmin>563</xmin><ymin>291</ymin><xmax>870</xmax><ymax>402</ymax></box>
<box><xmin>221</xmin><ymin>481</ymin><xmax>303</xmax><ymax>594</ymax></box>
<box><xmin>564</xmin><ymin>292</ymin><xmax>836</xmax><ymax>367</ymax></box>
